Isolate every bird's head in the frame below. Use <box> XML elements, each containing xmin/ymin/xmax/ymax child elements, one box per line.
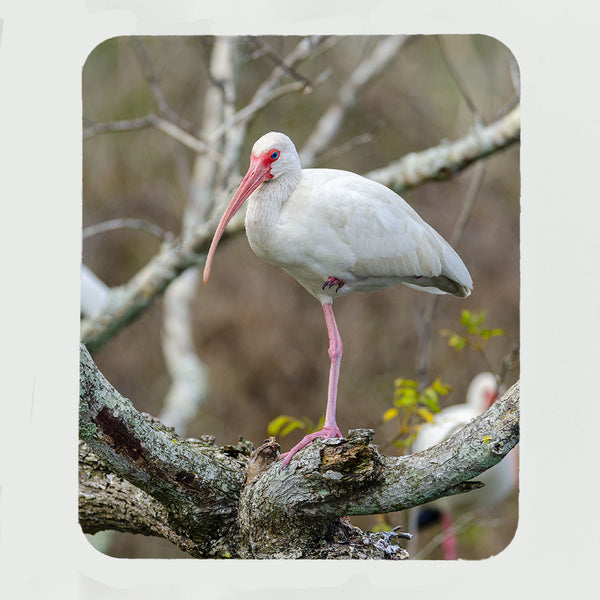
<box><xmin>203</xmin><ymin>132</ymin><xmax>299</xmax><ymax>284</ymax></box>
<box><xmin>467</xmin><ymin>372</ymin><xmax>501</xmax><ymax>412</ymax></box>
<box><xmin>249</xmin><ymin>131</ymin><xmax>300</xmax><ymax>181</ymax></box>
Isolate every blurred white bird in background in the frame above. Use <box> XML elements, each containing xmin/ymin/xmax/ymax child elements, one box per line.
<box><xmin>412</xmin><ymin>372</ymin><xmax>519</xmax><ymax>559</ymax></box>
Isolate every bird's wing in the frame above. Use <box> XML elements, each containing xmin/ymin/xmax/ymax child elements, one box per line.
<box><xmin>312</xmin><ymin>171</ymin><xmax>472</xmax><ymax>291</ymax></box>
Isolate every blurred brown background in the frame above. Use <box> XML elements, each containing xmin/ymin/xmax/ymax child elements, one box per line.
<box><xmin>82</xmin><ymin>35</ymin><xmax>519</xmax><ymax>559</ymax></box>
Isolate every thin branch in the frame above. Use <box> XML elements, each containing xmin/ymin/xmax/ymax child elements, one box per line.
<box><xmin>450</xmin><ymin>160</ymin><xmax>486</xmax><ymax>246</ymax></box>
<box><xmin>83</xmin><ymin>114</ymin><xmax>156</xmax><ymax>138</ymax></box>
<box><xmin>247</xmin><ymin>36</ymin><xmax>316</xmax><ymax>90</ymax></box>
<box><xmin>82</xmin><ymin>218</ymin><xmax>171</xmax><ymax>242</ymax></box>
<box><xmin>130</xmin><ymin>37</ymin><xmax>182</xmax><ymax>123</ymax></box>
<box><xmin>129</xmin><ymin>37</ymin><xmax>196</xmax><ymax>134</ymax></box>
<box><xmin>436</xmin><ymin>36</ymin><xmax>484</xmax><ymax>125</ymax></box>
<box><xmin>207</xmin><ymin>76</ymin><xmax>330</xmax><ymax>145</ymax></box>
<box><xmin>79</xmin><ymin>226</ymin><xmax>212</xmax><ymax>353</ymax></box>
<box><xmin>254</xmin><ymin>35</ymin><xmax>327</xmax><ymax>92</ymax></box>
<box><xmin>83</xmin><ymin>113</ymin><xmax>219</xmax><ymax>158</ymax></box>
<box><xmin>300</xmin><ymin>35</ymin><xmax>408</xmax><ymax>167</ymax></box>
<box><xmin>207</xmin><ymin>38</ymin><xmax>331</xmax><ymax>146</ymax></box>
<box><xmin>414</xmin><ymin>159</ymin><xmax>486</xmax><ymax>386</ymax></box>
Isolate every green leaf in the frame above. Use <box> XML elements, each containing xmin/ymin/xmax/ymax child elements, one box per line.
<box><xmin>394</xmin><ymin>388</ymin><xmax>419</xmax><ymax>407</ymax></box>
<box><xmin>480</xmin><ymin>328</ymin><xmax>504</xmax><ymax>339</ymax></box>
<box><xmin>474</xmin><ymin>311</ymin><xmax>487</xmax><ymax>326</ymax></box>
<box><xmin>394</xmin><ymin>378</ymin><xmax>418</xmax><ymax>390</ymax></box>
<box><xmin>448</xmin><ymin>333</ymin><xmax>467</xmax><ymax>350</ymax></box>
<box><xmin>371</xmin><ymin>522</ymin><xmax>393</xmax><ymax>533</ymax></box>
<box><xmin>383</xmin><ymin>407</ymin><xmax>399</xmax><ymax>422</ymax></box>
<box><xmin>420</xmin><ymin>388</ymin><xmax>441</xmax><ymax>412</ymax></box>
<box><xmin>460</xmin><ymin>309</ymin><xmax>474</xmax><ymax>327</ymax></box>
<box><xmin>431</xmin><ymin>378</ymin><xmax>452</xmax><ymax>396</ymax></box>
<box><xmin>416</xmin><ymin>407</ymin><xmax>435</xmax><ymax>423</ymax></box>
<box><xmin>267</xmin><ymin>415</ymin><xmax>293</xmax><ymax>436</ymax></box>
<box><xmin>280</xmin><ymin>419</ymin><xmax>306</xmax><ymax>437</ymax></box>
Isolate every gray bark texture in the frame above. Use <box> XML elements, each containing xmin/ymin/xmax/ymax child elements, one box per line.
<box><xmin>79</xmin><ymin>343</ymin><xmax>519</xmax><ymax>559</ymax></box>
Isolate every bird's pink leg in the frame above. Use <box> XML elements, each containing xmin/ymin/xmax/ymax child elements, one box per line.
<box><xmin>440</xmin><ymin>511</ymin><xmax>458</xmax><ymax>560</ymax></box>
<box><xmin>280</xmin><ymin>302</ymin><xmax>343</xmax><ymax>468</ymax></box>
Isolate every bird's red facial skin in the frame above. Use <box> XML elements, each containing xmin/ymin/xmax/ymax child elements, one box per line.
<box><xmin>485</xmin><ymin>389</ymin><xmax>498</xmax><ymax>409</ymax></box>
<box><xmin>252</xmin><ymin>148</ymin><xmax>280</xmax><ymax>180</ymax></box>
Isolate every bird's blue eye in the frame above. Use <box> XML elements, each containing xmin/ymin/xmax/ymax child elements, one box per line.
<box><xmin>270</xmin><ymin>150</ymin><xmax>280</xmax><ymax>160</ymax></box>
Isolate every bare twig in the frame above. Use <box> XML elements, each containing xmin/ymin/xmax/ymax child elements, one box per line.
<box><xmin>300</xmin><ymin>35</ymin><xmax>408</xmax><ymax>167</ymax></box>
<box><xmin>316</xmin><ymin>132</ymin><xmax>374</xmax><ymax>164</ymax></box>
<box><xmin>436</xmin><ymin>36</ymin><xmax>484</xmax><ymax>125</ymax></box>
<box><xmin>83</xmin><ymin>114</ymin><xmax>157</xmax><ymax>138</ymax></box>
<box><xmin>83</xmin><ymin>113</ymin><xmax>219</xmax><ymax>158</ymax></box>
<box><xmin>207</xmin><ymin>76</ymin><xmax>330</xmax><ymax>145</ymax></box>
<box><xmin>248</xmin><ymin>36</ymin><xmax>316</xmax><ymax>90</ymax></box>
<box><xmin>129</xmin><ymin>37</ymin><xmax>196</xmax><ymax>134</ymax></box>
<box><xmin>414</xmin><ymin>159</ymin><xmax>486</xmax><ymax>386</ymax></box>
<box><xmin>82</xmin><ymin>218</ymin><xmax>170</xmax><ymax>242</ymax></box>
<box><xmin>450</xmin><ymin>160</ymin><xmax>486</xmax><ymax>245</ymax></box>
<box><xmin>207</xmin><ymin>37</ymin><xmax>331</xmax><ymax>146</ymax></box>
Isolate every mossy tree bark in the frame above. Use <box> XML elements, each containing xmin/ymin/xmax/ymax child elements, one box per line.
<box><xmin>79</xmin><ymin>343</ymin><xmax>519</xmax><ymax>559</ymax></box>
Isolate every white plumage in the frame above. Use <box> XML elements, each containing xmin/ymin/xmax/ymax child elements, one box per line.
<box><xmin>242</xmin><ymin>133</ymin><xmax>472</xmax><ymax>303</ymax></box>
<box><xmin>204</xmin><ymin>132</ymin><xmax>473</xmax><ymax>466</ymax></box>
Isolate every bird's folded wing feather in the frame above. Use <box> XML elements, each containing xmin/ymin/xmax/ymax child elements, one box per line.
<box><xmin>289</xmin><ymin>170</ymin><xmax>469</xmax><ymax>286</ymax></box>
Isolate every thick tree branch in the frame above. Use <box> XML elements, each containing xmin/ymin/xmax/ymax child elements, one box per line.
<box><xmin>79</xmin><ymin>343</ymin><xmax>247</xmax><ymax>556</ymax></box>
<box><xmin>238</xmin><ymin>383</ymin><xmax>518</xmax><ymax>557</ymax></box>
<box><xmin>365</xmin><ymin>104</ymin><xmax>520</xmax><ymax>192</ymax></box>
<box><xmin>79</xmin><ymin>343</ymin><xmax>519</xmax><ymax>558</ymax></box>
<box><xmin>79</xmin><ymin>440</ymin><xmax>211</xmax><ymax>556</ymax></box>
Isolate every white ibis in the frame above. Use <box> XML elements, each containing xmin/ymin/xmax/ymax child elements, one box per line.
<box><xmin>203</xmin><ymin>131</ymin><xmax>473</xmax><ymax>467</ymax></box>
<box><xmin>412</xmin><ymin>372</ymin><xmax>518</xmax><ymax>559</ymax></box>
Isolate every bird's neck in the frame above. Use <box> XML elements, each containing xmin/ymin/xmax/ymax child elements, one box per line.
<box><xmin>244</xmin><ymin>170</ymin><xmax>302</xmax><ymax>266</ymax></box>
<box><xmin>246</xmin><ymin>169</ymin><xmax>302</xmax><ymax>224</ymax></box>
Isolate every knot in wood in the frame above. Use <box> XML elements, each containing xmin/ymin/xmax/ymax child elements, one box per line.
<box><xmin>245</xmin><ymin>437</ymin><xmax>280</xmax><ymax>484</ymax></box>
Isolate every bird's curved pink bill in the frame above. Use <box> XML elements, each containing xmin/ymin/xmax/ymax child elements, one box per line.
<box><xmin>203</xmin><ymin>155</ymin><xmax>271</xmax><ymax>285</ymax></box>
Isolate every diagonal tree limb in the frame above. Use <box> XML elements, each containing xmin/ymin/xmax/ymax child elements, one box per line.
<box><xmin>79</xmin><ymin>343</ymin><xmax>249</xmax><ymax>555</ymax></box>
<box><xmin>365</xmin><ymin>104</ymin><xmax>520</xmax><ymax>192</ymax></box>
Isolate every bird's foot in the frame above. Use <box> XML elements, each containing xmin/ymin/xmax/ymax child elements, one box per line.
<box><xmin>280</xmin><ymin>424</ymin><xmax>343</xmax><ymax>469</ymax></box>
<box><xmin>322</xmin><ymin>276</ymin><xmax>345</xmax><ymax>292</ymax></box>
